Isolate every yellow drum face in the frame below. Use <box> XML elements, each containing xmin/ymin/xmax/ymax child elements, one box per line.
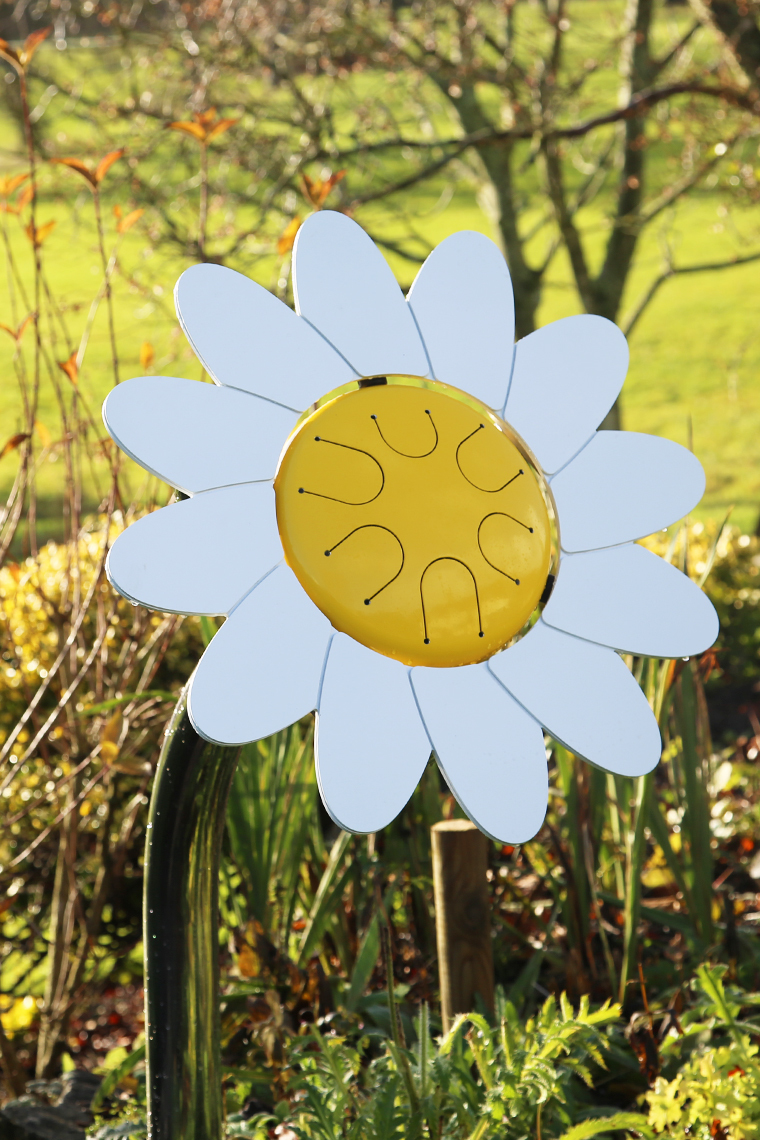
<box><xmin>274</xmin><ymin>376</ymin><xmax>553</xmax><ymax>668</ymax></box>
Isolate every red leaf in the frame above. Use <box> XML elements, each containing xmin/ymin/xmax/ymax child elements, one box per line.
<box><xmin>57</xmin><ymin>351</ymin><xmax>78</xmax><ymax>386</ymax></box>
<box><xmin>0</xmin><ymin>172</ymin><xmax>30</xmax><ymax>197</ymax></box>
<box><xmin>50</xmin><ymin>157</ymin><xmax>96</xmax><ymax>187</ymax></box>
<box><xmin>167</xmin><ymin>120</ymin><xmax>207</xmax><ymax>142</ymax></box>
<box><xmin>94</xmin><ymin>148</ymin><xmax>125</xmax><ymax>185</ymax></box>
<box><xmin>277</xmin><ymin>216</ymin><xmax>302</xmax><ymax>255</ymax></box>
<box><xmin>0</xmin><ymin>433</ymin><xmax>30</xmax><ymax>460</ymax></box>
<box><xmin>25</xmin><ymin>219</ymin><xmax>56</xmax><ymax>246</ymax></box>
<box><xmin>116</xmin><ymin>208</ymin><xmax>144</xmax><ymax>235</ymax></box>
<box><xmin>205</xmin><ymin>117</ymin><xmax>238</xmax><ymax>142</ymax></box>
<box><xmin>21</xmin><ymin>26</ymin><xmax>52</xmax><ymax>66</ymax></box>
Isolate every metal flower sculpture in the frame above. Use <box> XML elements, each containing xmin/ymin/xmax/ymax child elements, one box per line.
<box><xmin>103</xmin><ymin>211</ymin><xmax>718</xmax><ymax>1140</ymax></box>
<box><xmin>105</xmin><ymin>211</ymin><xmax>717</xmax><ymax>843</ymax></box>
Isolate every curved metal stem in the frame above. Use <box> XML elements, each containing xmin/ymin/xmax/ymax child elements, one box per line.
<box><xmin>144</xmin><ymin>688</ymin><xmax>241</xmax><ymax>1140</ymax></box>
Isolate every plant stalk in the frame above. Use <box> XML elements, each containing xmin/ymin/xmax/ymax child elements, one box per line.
<box><xmin>18</xmin><ymin>67</ymin><xmax>39</xmax><ymax>557</ymax></box>
<box><xmin>198</xmin><ymin>142</ymin><xmax>208</xmax><ymax>261</ymax></box>
<box><xmin>92</xmin><ymin>188</ymin><xmax>120</xmax><ymax>386</ymax></box>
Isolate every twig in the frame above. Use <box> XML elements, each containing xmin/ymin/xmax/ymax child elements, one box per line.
<box><xmin>333</xmin><ymin>79</ymin><xmax>759</xmax><ymax>165</ymax></box>
<box><xmin>0</xmin><ymin>520</ymin><xmax>113</xmax><ymax>771</ymax></box>
<box><xmin>623</xmin><ymin>248</ymin><xmax>760</xmax><ymax>336</ymax></box>
<box><xmin>92</xmin><ymin>187</ymin><xmax>120</xmax><ymax>386</ymax></box>
<box><xmin>9</xmin><ymin>766</ymin><xmax>106</xmax><ymax>867</ymax></box>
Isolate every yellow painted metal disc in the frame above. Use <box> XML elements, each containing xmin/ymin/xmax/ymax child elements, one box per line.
<box><xmin>274</xmin><ymin>376</ymin><xmax>553</xmax><ymax>668</ymax></box>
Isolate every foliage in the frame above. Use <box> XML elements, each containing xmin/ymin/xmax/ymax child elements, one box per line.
<box><xmin>3</xmin><ymin>510</ymin><xmax>760</xmax><ymax>1092</ymax></box>
<box><xmin>84</xmin><ymin>968</ymin><xmax>760</xmax><ymax>1140</ymax></box>
<box><xmin>224</xmin><ymin>997</ymin><xmax>650</xmax><ymax>1140</ymax></box>
<box><xmin>648</xmin><ymin>1050</ymin><xmax>760</xmax><ymax>1139</ymax></box>
<box><xmin>217</xmin><ymin>752</ymin><xmax>443</xmax><ymax>1081</ymax></box>
<box><xmin>645</xmin><ymin>965</ymin><xmax>760</xmax><ymax>1138</ymax></box>
<box><xmin>0</xmin><ymin>519</ymin><xmax>198</xmax><ymax>1078</ymax></box>
<box><xmin>702</xmin><ymin>531</ymin><xmax>760</xmax><ymax>693</ymax></box>
<box><xmin>225</xmin><ymin>726</ymin><xmax>320</xmax><ymax>954</ymax></box>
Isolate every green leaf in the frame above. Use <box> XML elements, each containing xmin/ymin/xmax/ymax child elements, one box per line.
<box><xmin>297</xmin><ymin>829</ymin><xmax>353</xmax><ymax>965</ymax></box>
<box><xmin>555</xmin><ymin>1112</ymin><xmax>654</xmax><ymax>1139</ymax></box>
<box><xmin>226</xmin><ymin>725</ymin><xmax>315</xmax><ymax>941</ymax></box>
<box><xmin>221</xmin><ymin>1065</ymin><xmax>272</xmax><ymax>1086</ymax></box>
<box><xmin>346</xmin><ymin>913</ymin><xmax>380</xmax><ymax>1011</ymax></box>
<box><xmin>198</xmin><ymin>615</ymin><xmax>218</xmax><ymax>646</ymax></box>
<box><xmin>78</xmin><ymin>691</ymin><xmax>176</xmax><ymax>715</ymax></box>
<box><xmin>698</xmin><ymin>507</ymin><xmax>733</xmax><ymax>587</ymax></box>
<box><xmin>597</xmin><ymin>890</ymin><xmax>697</xmax><ymax>936</ymax></box>
<box><xmin>465</xmin><ymin>1121</ymin><xmax>491</xmax><ymax>1140</ymax></box>
<box><xmin>91</xmin><ymin>1043</ymin><xmax>145</xmax><ymax>1111</ymax></box>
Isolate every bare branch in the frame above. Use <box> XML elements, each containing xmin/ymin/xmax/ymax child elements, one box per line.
<box><xmin>623</xmin><ymin>248</ymin><xmax>760</xmax><ymax>336</ymax></box>
<box><xmin>622</xmin><ymin>268</ymin><xmax>674</xmax><ymax>337</ymax></box>
<box><xmin>651</xmin><ymin>21</ymin><xmax>703</xmax><ymax>79</ymax></box>
<box><xmin>331</xmin><ymin>79</ymin><xmax>759</xmax><ymax>169</ymax></box>
<box><xmin>348</xmin><ymin>146</ymin><xmax>469</xmax><ymax>206</ymax></box>
<box><xmin>641</xmin><ymin>128</ymin><xmax>752</xmax><ymax>224</ymax></box>
<box><xmin>673</xmin><ymin>249</ymin><xmax>760</xmax><ymax>273</ymax></box>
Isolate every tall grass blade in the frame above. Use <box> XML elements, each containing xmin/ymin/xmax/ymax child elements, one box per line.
<box><xmin>226</xmin><ymin>725</ymin><xmax>315</xmax><ymax>947</ymax></box>
<box><xmin>556</xmin><ymin>1113</ymin><xmax>653</xmax><ymax>1139</ymax></box>
<box><xmin>346</xmin><ymin>913</ymin><xmax>381</xmax><ymax>1011</ymax></box>
<box><xmin>619</xmin><ymin>774</ymin><xmax>653</xmax><ymax>1005</ymax></box>
<box><xmin>676</xmin><ymin>663</ymin><xmax>714</xmax><ymax>943</ymax></box>
<box><xmin>296</xmin><ymin>829</ymin><xmax>352</xmax><ymax>965</ymax></box>
<box><xmin>697</xmin><ymin>508</ymin><xmax>733</xmax><ymax>588</ymax></box>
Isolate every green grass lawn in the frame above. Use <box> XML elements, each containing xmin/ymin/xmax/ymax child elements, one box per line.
<box><xmin>5</xmin><ymin>191</ymin><xmax>756</xmax><ymax>539</ymax></box>
<box><xmin>1</xmin><ymin>21</ymin><xmax>759</xmax><ymax>539</ymax></box>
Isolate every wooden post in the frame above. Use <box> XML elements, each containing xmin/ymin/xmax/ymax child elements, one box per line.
<box><xmin>431</xmin><ymin>819</ymin><xmax>494</xmax><ymax>1032</ymax></box>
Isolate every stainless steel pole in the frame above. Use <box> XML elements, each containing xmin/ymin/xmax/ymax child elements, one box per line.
<box><xmin>143</xmin><ymin>687</ymin><xmax>241</xmax><ymax>1140</ymax></box>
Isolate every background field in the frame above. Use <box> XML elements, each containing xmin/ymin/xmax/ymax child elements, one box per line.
<box><xmin>1</xmin><ymin>21</ymin><xmax>760</xmax><ymax>538</ymax></box>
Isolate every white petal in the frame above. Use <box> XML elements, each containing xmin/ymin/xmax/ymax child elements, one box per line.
<box><xmin>411</xmin><ymin>663</ymin><xmax>547</xmax><ymax>843</ymax></box>
<box><xmin>188</xmin><ymin>564</ymin><xmax>332</xmax><ymax>745</ymax></box>
<box><xmin>103</xmin><ymin>376</ymin><xmax>297</xmax><ymax>494</ymax></box>
<box><xmin>315</xmin><ymin>634</ymin><xmax>430</xmax><ymax>833</ymax></box>
<box><xmin>407</xmin><ymin>231</ymin><xmax>514</xmax><ymax>409</ymax></box>
<box><xmin>175</xmin><ymin>263</ymin><xmax>354</xmax><ymax>411</ymax></box>
<box><xmin>543</xmin><ymin>544</ymin><xmax>719</xmax><ymax>658</ymax></box>
<box><xmin>504</xmin><ymin>315</ymin><xmax>628</xmax><ymax>474</ymax></box>
<box><xmin>488</xmin><ymin>620</ymin><xmax>661</xmax><ymax>777</ymax></box>
<box><xmin>107</xmin><ymin>483</ymin><xmax>282</xmax><ymax>616</ymax></box>
<box><xmin>551</xmin><ymin>431</ymin><xmax>706</xmax><ymax>552</ymax></box>
<box><xmin>292</xmin><ymin>211</ymin><xmax>430</xmax><ymax>378</ymax></box>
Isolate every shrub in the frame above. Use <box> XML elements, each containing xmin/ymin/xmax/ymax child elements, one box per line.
<box><xmin>229</xmin><ymin>997</ymin><xmax>650</xmax><ymax>1140</ymax></box>
<box><xmin>647</xmin><ymin>1044</ymin><xmax>760</xmax><ymax>1139</ymax></box>
<box><xmin>646</xmin><ymin>965</ymin><xmax>760</xmax><ymax>1140</ymax></box>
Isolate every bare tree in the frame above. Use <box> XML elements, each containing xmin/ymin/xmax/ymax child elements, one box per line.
<box><xmin>16</xmin><ymin>1</ymin><xmax>760</xmax><ymax>389</ymax></box>
<box><xmin>179</xmin><ymin>2</ymin><xmax>759</xmax><ymax>344</ymax></box>
<box><xmin>688</xmin><ymin>0</ymin><xmax>760</xmax><ymax>84</ymax></box>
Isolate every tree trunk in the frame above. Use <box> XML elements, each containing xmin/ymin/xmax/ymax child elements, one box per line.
<box><xmin>593</xmin><ymin>0</ymin><xmax>654</xmax><ymax>322</ymax></box>
<box><xmin>451</xmin><ymin>87</ymin><xmax>544</xmax><ymax>338</ymax></box>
